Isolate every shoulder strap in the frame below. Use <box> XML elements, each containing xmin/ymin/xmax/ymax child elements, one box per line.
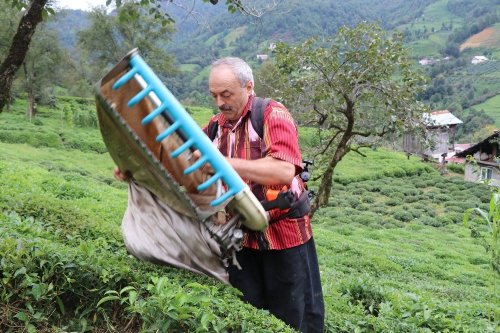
<box><xmin>207</xmin><ymin>97</ymin><xmax>271</xmax><ymax>141</ymax></box>
<box><xmin>250</xmin><ymin>96</ymin><xmax>271</xmax><ymax>139</ymax></box>
<box><xmin>208</xmin><ymin>120</ymin><xmax>218</xmax><ymax>141</ymax></box>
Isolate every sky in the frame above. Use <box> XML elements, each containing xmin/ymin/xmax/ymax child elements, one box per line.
<box><xmin>55</xmin><ymin>0</ymin><xmax>109</xmax><ymax>11</ymax></box>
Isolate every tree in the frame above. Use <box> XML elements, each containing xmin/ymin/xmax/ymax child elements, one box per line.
<box><xmin>22</xmin><ymin>25</ymin><xmax>66</xmax><ymax>118</ymax></box>
<box><xmin>77</xmin><ymin>4</ymin><xmax>177</xmax><ymax>87</ymax></box>
<box><xmin>270</xmin><ymin>22</ymin><xmax>428</xmax><ymax>216</ymax></box>
<box><xmin>0</xmin><ymin>0</ymin><xmax>50</xmax><ymax>112</ymax></box>
<box><xmin>0</xmin><ymin>0</ymin><xmax>274</xmax><ymax>112</ymax></box>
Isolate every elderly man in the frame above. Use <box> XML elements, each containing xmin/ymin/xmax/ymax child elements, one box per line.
<box><xmin>204</xmin><ymin>57</ymin><xmax>324</xmax><ymax>333</ymax></box>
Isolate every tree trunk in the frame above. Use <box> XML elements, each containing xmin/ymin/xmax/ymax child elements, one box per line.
<box><xmin>23</xmin><ymin>62</ymin><xmax>37</xmax><ymax>120</ymax></box>
<box><xmin>310</xmin><ymin>147</ymin><xmax>347</xmax><ymax>218</ymax></box>
<box><xmin>0</xmin><ymin>0</ymin><xmax>48</xmax><ymax>112</ymax></box>
<box><xmin>26</xmin><ymin>87</ymin><xmax>36</xmax><ymax>120</ymax></box>
<box><xmin>310</xmin><ymin>100</ymin><xmax>355</xmax><ymax>218</ymax></box>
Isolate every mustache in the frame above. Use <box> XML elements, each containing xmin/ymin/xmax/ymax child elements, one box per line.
<box><xmin>219</xmin><ymin>105</ymin><xmax>232</xmax><ymax>112</ymax></box>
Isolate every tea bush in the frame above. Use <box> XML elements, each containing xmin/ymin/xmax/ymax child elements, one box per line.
<box><xmin>392</xmin><ymin>209</ymin><xmax>414</xmax><ymax>222</ymax></box>
<box><xmin>385</xmin><ymin>198</ymin><xmax>400</xmax><ymax>206</ymax></box>
<box><xmin>447</xmin><ymin>162</ymin><xmax>465</xmax><ymax>174</ymax></box>
<box><xmin>340</xmin><ymin>277</ymin><xmax>387</xmax><ymax>317</ymax></box>
<box><xmin>0</xmin><ymin>100</ymin><xmax>497</xmax><ymax>332</ymax></box>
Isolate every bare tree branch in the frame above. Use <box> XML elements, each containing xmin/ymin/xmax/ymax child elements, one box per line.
<box><xmin>350</xmin><ymin>146</ymin><xmax>369</xmax><ymax>157</ymax></box>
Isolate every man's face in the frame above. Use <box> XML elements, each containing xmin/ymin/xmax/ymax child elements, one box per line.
<box><xmin>209</xmin><ymin>65</ymin><xmax>253</xmax><ymax>122</ymax></box>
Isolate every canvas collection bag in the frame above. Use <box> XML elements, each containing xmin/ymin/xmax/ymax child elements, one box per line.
<box><xmin>122</xmin><ymin>181</ymin><xmax>229</xmax><ymax>283</ymax></box>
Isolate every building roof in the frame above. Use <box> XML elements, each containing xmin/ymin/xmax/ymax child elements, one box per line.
<box><xmin>472</xmin><ymin>55</ymin><xmax>488</xmax><ymax>61</ymax></box>
<box><xmin>456</xmin><ymin>132</ymin><xmax>500</xmax><ymax>157</ymax></box>
<box><xmin>454</xmin><ymin>143</ymin><xmax>472</xmax><ymax>152</ymax></box>
<box><xmin>423</xmin><ymin>110</ymin><xmax>463</xmax><ymax>127</ymax></box>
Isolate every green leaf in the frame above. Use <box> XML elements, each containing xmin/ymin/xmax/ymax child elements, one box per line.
<box><xmin>120</xmin><ymin>286</ymin><xmax>136</xmax><ymax>295</ymax></box>
<box><xmin>14</xmin><ymin>267</ymin><xmax>27</xmax><ymax>277</ymax></box>
<box><xmin>56</xmin><ymin>296</ymin><xmax>66</xmax><ymax>315</ymax></box>
<box><xmin>96</xmin><ymin>295</ymin><xmax>120</xmax><ymax>307</ymax></box>
<box><xmin>200</xmin><ymin>312</ymin><xmax>212</xmax><ymax>330</ymax></box>
<box><xmin>31</xmin><ymin>283</ymin><xmax>43</xmax><ymax>301</ymax></box>
<box><xmin>27</xmin><ymin>324</ymin><xmax>37</xmax><ymax>333</ymax></box>
<box><xmin>14</xmin><ymin>311</ymin><xmax>29</xmax><ymax>322</ymax></box>
<box><xmin>128</xmin><ymin>290</ymin><xmax>137</xmax><ymax>305</ymax></box>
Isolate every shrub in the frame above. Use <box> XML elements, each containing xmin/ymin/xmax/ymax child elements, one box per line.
<box><xmin>354</xmin><ymin>212</ymin><xmax>379</xmax><ymax>226</ymax></box>
<box><xmin>361</xmin><ymin>194</ymin><xmax>376</xmax><ymax>204</ymax></box>
<box><xmin>406</xmin><ymin>208</ymin><xmax>423</xmax><ymax>219</ymax></box>
<box><xmin>403</xmin><ymin>194</ymin><xmax>420</xmax><ymax>203</ymax></box>
<box><xmin>385</xmin><ymin>198</ymin><xmax>400</xmax><ymax>206</ymax></box>
<box><xmin>447</xmin><ymin>163</ymin><xmax>465</xmax><ymax>174</ymax></box>
<box><xmin>370</xmin><ymin>205</ymin><xmax>387</xmax><ymax>215</ymax></box>
<box><xmin>379</xmin><ymin>185</ymin><xmax>399</xmax><ymax>197</ymax></box>
<box><xmin>433</xmin><ymin>193</ymin><xmax>452</xmax><ymax>202</ymax></box>
<box><xmin>392</xmin><ymin>209</ymin><xmax>414</xmax><ymax>222</ymax></box>
<box><xmin>352</xmin><ymin>187</ymin><xmax>366</xmax><ymax>195</ymax></box>
<box><xmin>441</xmin><ymin>212</ymin><xmax>463</xmax><ymax>224</ymax></box>
<box><xmin>380</xmin><ymin>216</ymin><xmax>401</xmax><ymax>228</ymax></box>
<box><xmin>419</xmin><ymin>216</ymin><xmax>441</xmax><ymax>227</ymax></box>
<box><xmin>340</xmin><ymin>277</ymin><xmax>386</xmax><ymax>316</ymax></box>
<box><xmin>347</xmin><ymin>197</ymin><xmax>360</xmax><ymax>208</ymax></box>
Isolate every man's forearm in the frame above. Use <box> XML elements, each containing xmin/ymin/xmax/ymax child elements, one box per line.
<box><xmin>227</xmin><ymin>156</ymin><xmax>295</xmax><ymax>186</ymax></box>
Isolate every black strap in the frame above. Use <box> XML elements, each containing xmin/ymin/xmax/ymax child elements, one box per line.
<box><xmin>208</xmin><ymin>96</ymin><xmax>271</xmax><ymax>141</ymax></box>
<box><xmin>250</xmin><ymin>97</ymin><xmax>270</xmax><ymax>138</ymax></box>
<box><xmin>208</xmin><ymin>119</ymin><xmax>218</xmax><ymax>142</ymax></box>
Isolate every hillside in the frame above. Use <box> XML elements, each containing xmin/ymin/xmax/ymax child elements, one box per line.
<box><xmin>46</xmin><ymin>0</ymin><xmax>500</xmax><ymax>131</ymax></box>
<box><xmin>0</xmin><ymin>98</ymin><xmax>497</xmax><ymax>332</ymax></box>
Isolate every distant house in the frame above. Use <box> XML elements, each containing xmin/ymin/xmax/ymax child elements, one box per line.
<box><xmin>456</xmin><ymin>132</ymin><xmax>500</xmax><ymax>186</ymax></box>
<box><xmin>403</xmin><ymin>110</ymin><xmax>463</xmax><ymax>159</ymax></box>
<box><xmin>471</xmin><ymin>55</ymin><xmax>488</xmax><ymax>65</ymax></box>
<box><xmin>256</xmin><ymin>54</ymin><xmax>269</xmax><ymax>61</ymax></box>
<box><xmin>419</xmin><ymin>58</ymin><xmax>435</xmax><ymax>66</ymax></box>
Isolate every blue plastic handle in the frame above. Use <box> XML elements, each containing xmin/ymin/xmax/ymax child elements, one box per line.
<box><xmin>112</xmin><ymin>53</ymin><xmax>245</xmax><ymax>207</ymax></box>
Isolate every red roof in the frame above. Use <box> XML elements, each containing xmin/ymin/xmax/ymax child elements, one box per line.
<box><xmin>454</xmin><ymin>144</ymin><xmax>471</xmax><ymax>152</ymax></box>
<box><xmin>446</xmin><ymin>156</ymin><xmax>465</xmax><ymax>163</ymax></box>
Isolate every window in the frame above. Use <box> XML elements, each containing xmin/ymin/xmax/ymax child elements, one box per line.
<box><xmin>481</xmin><ymin>167</ymin><xmax>492</xmax><ymax>180</ymax></box>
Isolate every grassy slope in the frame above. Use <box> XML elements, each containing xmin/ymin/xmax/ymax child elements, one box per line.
<box><xmin>0</xmin><ymin>99</ymin><xmax>498</xmax><ymax>332</ymax></box>
<box><xmin>461</xmin><ymin>59</ymin><xmax>500</xmax><ymax>127</ymax></box>
<box><xmin>388</xmin><ymin>0</ymin><xmax>463</xmax><ymax>58</ymax></box>
<box><xmin>471</xmin><ymin>93</ymin><xmax>500</xmax><ymax>126</ymax></box>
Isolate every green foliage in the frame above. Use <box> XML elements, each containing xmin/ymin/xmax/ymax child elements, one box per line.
<box><xmin>463</xmin><ymin>190</ymin><xmax>500</xmax><ymax>323</ymax></box>
<box><xmin>331</xmin><ymin>148</ymin><xmax>434</xmax><ymax>186</ymax></box>
<box><xmin>340</xmin><ymin>277</ymin><xmax>387</xmax><ymax>316</ymax></box>
<box><xmin>447</xmin><ymin>162</ymin><xmax>465</xmax><ymax>174</ymax></box>
<box><xmin>77</xmin><ymin>3</ymin><xmax>176</xmax><ymax>85</ymax></box>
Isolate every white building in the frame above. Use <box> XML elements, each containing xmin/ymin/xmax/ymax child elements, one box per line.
<box><xmin>471</xmin><ymin>55</ymin><xmax>488</xmax><ymax>65</ymax></box>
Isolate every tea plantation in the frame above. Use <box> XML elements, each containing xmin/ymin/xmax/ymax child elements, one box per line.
<box><xmin>0</xmin><ymin>99</ymin><xmax>498</xmax><ymax>332</ymax></box>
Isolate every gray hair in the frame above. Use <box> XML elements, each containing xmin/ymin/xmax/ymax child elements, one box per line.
<box><xmin>211</xmin><ymin>57</ymin><xmax>254</xmax><ymax>88</ymax></box>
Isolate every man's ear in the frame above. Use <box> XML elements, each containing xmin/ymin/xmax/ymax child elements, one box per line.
<box><xmin>246</xmin><ymin>80</ymin><xmax>254</xmax><ymax>95</ymax></box>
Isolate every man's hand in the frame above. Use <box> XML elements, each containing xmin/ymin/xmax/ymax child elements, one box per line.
<box><xmin>191</xmin><ymin>150</ymin><xmax>215</xmax><ymax>175</ymax></box>
<box><xmin>113</xmin><ymin>166</ymin><xmax>130</xmax><ymax>182</ymax></box>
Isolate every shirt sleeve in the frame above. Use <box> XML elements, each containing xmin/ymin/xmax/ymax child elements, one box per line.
<box><xmin>263</xmin><ymin>101</ymin><xmax>303</xmax><ymax>174</ymax></box>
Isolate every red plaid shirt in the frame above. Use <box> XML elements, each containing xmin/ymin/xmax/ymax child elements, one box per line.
<box><xmin>203</xmin><ymin>96</ymin><xmax>313</xmax><ymax>250</ymax></box>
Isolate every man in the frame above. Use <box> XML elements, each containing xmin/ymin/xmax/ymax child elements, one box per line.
<box><xmin>204</xmin><ymin>57</ymin><xmax>324</xmax><ymax>333</ymax></box>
